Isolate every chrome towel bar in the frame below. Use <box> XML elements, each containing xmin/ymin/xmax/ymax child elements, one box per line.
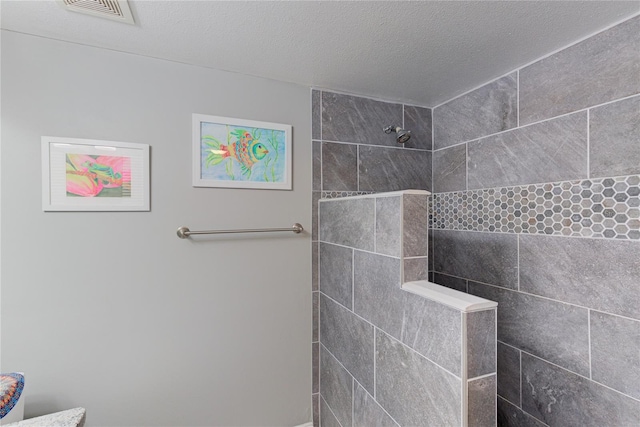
<box><xmin>177</xmin><ymin>223</ymin><xmax>304</xmax><ymax>239</ymax></box>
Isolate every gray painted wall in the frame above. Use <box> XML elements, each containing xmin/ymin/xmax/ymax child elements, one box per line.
<box><xmin>1</xmin><ymin>31</ymin><xmax>311</xmax><ymax>426</ymax></box>
<box><xmin>431</xmin><ymin>15</ymin><xmax>640</xmax><ymax>427</ymax></box>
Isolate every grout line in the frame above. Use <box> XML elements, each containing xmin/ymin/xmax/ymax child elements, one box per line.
<box><xmin>517</xmin><ymin>70</ymin><xmax>520</xmax><ymax>127</ymax></box>
<box><xmin>520</xmin><ymin>349</ymin><xmax>640</xmax><ymax>403</ymax></box>
<box><xmin>467</xmin><ymin>372</ymin><xmax>497</xmax><ymax>382</ymax></box>
<box><xmin>352</xmin><ymin>371</ymin><xmax>402</xmax><ymax>427</ymax></box>
<box><xmin>320</xmin><ymin>138</ymin><xmax>432</xmax><ymax>152</ymax></box>
<box><xmin>317</xmin><ymin>241</ymin><xmax>401</xmax><ymax>260</ymax></box>
<box><xmin>587</xmin><ymin>109</ymin><xmax>591</xmax><ymax>179</ymax></box>
<box><xmin>588</xmin><ymin>309</ymin><xmax>592</xmax><ymax>380</ymax></box>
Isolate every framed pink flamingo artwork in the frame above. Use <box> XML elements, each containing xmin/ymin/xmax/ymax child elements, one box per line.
<box><xmin>41</xmin><ymin>136</ymin><xmax>150</xmax><ymax>211</ymax></box>
<box><xmin>192</xmin><ymin>114</ymin><xmax>292</xmax><ymax>190</ymax></box>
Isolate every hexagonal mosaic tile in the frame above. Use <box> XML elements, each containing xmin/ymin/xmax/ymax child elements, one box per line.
<box><xmin>432</xmin><ymin>176</ymin><xmax>640</xmax><ymax>240</ymax></box>
<box><xmin>321</xmin><ymin>191</ymin><xmax>373</xmax><ymax>199</ymax></box>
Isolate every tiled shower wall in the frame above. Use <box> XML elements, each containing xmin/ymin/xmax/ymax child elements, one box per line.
<box><xmin>431</xmin><ymin>15</ymin><xmax>640</xmax><ymax>427</ymax></box>
<box><xmin>311</xmin><ymin>90</ymin><xmax>433</xmax><ymax>425</ymax></box>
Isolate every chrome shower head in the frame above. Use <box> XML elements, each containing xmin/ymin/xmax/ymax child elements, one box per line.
<box><xmin>383</xmin><ymin>125</ymin><xmax>411</xmax><ymax>144</ymax></box>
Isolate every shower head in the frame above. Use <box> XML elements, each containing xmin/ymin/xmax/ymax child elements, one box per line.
<box><xmin>383</xmin><ymin>125</ymin><xmax>411</xmax><ymax>144</ymax></box>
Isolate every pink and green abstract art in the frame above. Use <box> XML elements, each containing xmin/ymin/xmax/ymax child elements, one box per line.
<box><xmin>65</xmin><ymin>154</ymin><xmax>131</xmax><ymax>197</ymax></box>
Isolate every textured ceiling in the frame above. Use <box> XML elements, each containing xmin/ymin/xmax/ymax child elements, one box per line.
<box><xmin>2</xmin><ymin>1</ymin><xmax>639</xmax><ymax>107</ymax></box>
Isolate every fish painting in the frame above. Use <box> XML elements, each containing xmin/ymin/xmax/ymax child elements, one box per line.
<box><xmin>203</xmin><ymin>129</ymin><xmax>269</xmax><ymax>178</ymax></box>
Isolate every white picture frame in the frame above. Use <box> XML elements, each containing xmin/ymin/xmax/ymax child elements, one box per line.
<box><xmin>42</xmin><ymin>136</ymin><xmax>150</xmax><ymax>211</ymax></box>
<box><xmin>192</xmin><ymin>114</ymin><xmax>292</xmax><ymax>190</ymax></box>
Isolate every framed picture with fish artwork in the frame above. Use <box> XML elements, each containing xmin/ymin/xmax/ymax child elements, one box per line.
<box><xmin>192</xmin><ymin>114</ymin><xmax>292</xmax><ymax>190</ymax></box>
<box><xmin>41</xmin><ymin>136</ymin><xmax>150</xmax><ymax>211</ymax></box>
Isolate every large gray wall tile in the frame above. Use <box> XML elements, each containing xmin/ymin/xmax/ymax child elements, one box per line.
<box><xmin>320</xmin><ymin>346</ymin><xmax>352</xmax><ymax>427</ymax></box>
<box><xmin>319</xmin><ymin>198</ymin><xmax>375</xmax><ymax>251</ymax></box>
<box><xmin>313</xmin><ymin>292</ymin><xmax>319</xmax><ymax>342</ymax></box>
<box><xmin>467</xmin><ymin>309</ymin><xmax>497</xmax><ymax>378</ymax></box>
<box><xmin>521</xmin><ymin>353</ymin><xmax>640</xmax><ymax>426</ymax></box>
<box><xmin>403</xmin><ymin>194</ymin><xmax>429</xmax><ymax>257</ymax></box>
<box><xmin>520</xmin><ymin>16</ymin><xmax>640</xmax><ymax>124</ymax></box>
<box><xmin>433</xmin><ymin>144</ymin><xmax>467</xmax><ymax>193</ymax></box>
<box><xmin>320</xmin><ymin>397</ymin><xmax>341</xmax><ymax>427</ymax></box>
<box><xmin>322</xmin><ymin>142</ymin><xmax>358</xmax><ymax>191</ymax></box>
<box><xmin>434</xmin><ymin>73</ymin><xmax>517</xmax><ymax>149</ymax></box>
<box><xmin>432</xmin><ymin>272</ymin><xmax>468</xmax><ymax>293</ymax></box>
<box><xmin>519</xmin><ymin>234</ymin><xmax>640</xmax><ymax>320</ymax></box>
<box><xmin>313</xmin><ymin>342</ymin><xmax>319</xmax><ymax>394</ymax></box>
<box><xmin>469</xmin><ymin>282</ymin><xmax>590</xmax><ymax>377</ymax></box>
<box><xmin>468</xmin><ymin>375</ymin><xmax>497</xmax><ymax>427</ymax></box>
<box><xmin>433</xmin><ymin>230</ymin><xmax>518</xmax><ymax>289</ymax></box>
<box><xmin>313</xmin><ymin>394</ymin><xmax>319</xmax><ymax>427</ymax></box>
<box><xmin>375</xmin><ymin>196</ymin><xmax>402</xmax><ymax>257</ymax></box>
<box><xmin>312</xmin><ymin>241</ymin><xmax>319</xmax><ymax>291</ymax></box>
<box><xmin>319</xmin><ymin>243</ymin><xmax>353</xmax><ymax>309</ymax></box>
<box><xmin>313</xmin><ymin>191</ymin><xmax>320</xmax><ymax>241</ymax></box>
<box><xmin>497</xmin><ymin>342</ymin><xmax>521</xmax><ymax>406</ymax></box>
<box><xmin>353</xmin><ymin>383</ymin><xmax>398</xmax><ymax>427</ymax></box>
<box><xmin>497</xmin><ymin>396</ymin><xmax>547</xmax><ymax>427</ymax></box>
<box><xmin>403</xmin><ymin>105</ymin><xmax>432</xmax><ymax>150</ymax></box>
<box><xmin>313</xmin><ymin>140</ymin><xmax>321</xmax><ymax>191</ymax></box>
<box><xmin>358</xmin><ymin>146</ymin><xmax>432</xmax><ymax>192</ymax></box>
<box><xmin>468</xmin><ymin>112</ymin><xmax>588</xmax><ymax>190</ymax></box>
<box><xmin>591</xmin><ymin>311</ymin><xmax>640</xmax><ymax>399</ymax></box>
<box><xmin>320</xmin><ymin>294</ymin><xmax>375</xmax><ymax>394</ymax></box>
<box><xmin>590</xmin><ymin>95</ymin><xmax>640</xmax><ymax>178</ymax></box>
<box><xmin>322</xmin><ymin>92</ymin><xmax>402</xmax><ymax>146</ymax></box>
<box><xmin>312</xmin><ymin>89</ymin><xmax>321</xmax><ymax>140</ymax></box>
<box><xmin>376</xmin><ymin>331</ymin><xmax>462</xmax><ymax>427</ymax></box>
<box><xmin>354</xmin><ymin>250</ymin><xmax>462</xmax><ymax>376</ymax></box>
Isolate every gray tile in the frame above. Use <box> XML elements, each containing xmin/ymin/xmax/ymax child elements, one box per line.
<box><xmin>353</xmin><ymin>383</ymin><xmax>398</xmax><ymax>427</ymax></box>
<box><xmin>403</xmin><ymin>105</ymin><xmax>432</xmax><ymax>150</ymax></box>
<box><xmin>590</xmin><ymin>95</ymin><xmax>640</xmax><ymax>178</ymax></box>
<box><xmin>320</xmin><ymin>397</ymin><xmax>341</xmax><ymax>427</ymax></box>
<box><xmin>434</xmin><ymin>73</ymin><xmax>517</xmax><ymax>149</ymax></box>
<box><xmin>468</xmin><ymin>112</ymin><xmax>588</xmax><ymax>190</ymax></box>
<box><xmin>313</xmin><ymin>342</ymin><xmax>319</xmax><ymax>394</ymax></box>
<box><xmin>312</xmin><ymin>241</ymin><xmax>319</xmax><ymax>291</ymax></box>
<box><xmin>319</xmin><ymin>198</ymin><xmax>375</xmax><ymax>251</ymax></box>
<box><xmin>322</xmin><ymin>91</ymin><xmax>403</xmax><ymax>146</ymax></box>
<box><xmin>320</xmin><ymin>294</ymin><xmax>375</xmax><ymax>394</ymax></box>
<box><xmin>467</xmin><ymin>309</ymin><xmax>497</xmax><ymax>378</ymax></box>
<box><xmin>433</xmin><ymin>144</ymin><xmax>467</xmax><ymax>193</ymax></box>
<box><xmin>433</xmin><ymin>230</ymin><xmax>518</xmax><ymax>290</ymax></box>
<box><xmin>497</xmin><ymin>342</ymin><xmax>521</xmax><ymax>406</ymax></box>
<box><xmin>428</xmin><ymin>227</ymin><xmax>434</xmax><ymax>272</ymax></box>
<box><xmin>403</xmin><ymin>257</ymin><xmax>429</xmax><ymax>282</ymax></box>
<box><xmin>519</xmin><ymin>234</ymin><xmax>640</xmax><ymax>320</ymax></box>
<box><xmin>322</xmin><ymin>142</ymin><xmax>358</xmax><ymax>191</ymax></box>
<box><xmin>469</xmin><ymin>282</ymin><xmax>590</xmax><ymax>377</ymax></box>
<box><xmin>312</xmin><ymin>89</ymin><xmax>321</xmax><ymax>140</ymax></box>
<box><xmin>519</xmin><ymin>16</ymin><xmax>640</xmax><ymax>124</ymax></box>
<box><xmin>432</xmin><ymin>272</ymin><xmax>468</xmax><ymax>293</ymax></box>
<box><xmin>313</xmin><ymin>140</ymin><xmax>321</xmax><ymax>191</ymax></box>
<box><xmin>313</xmin><ymin>291</ymin><xmax>319</xmax><ymax>343</ymax></box>
<box><xmin>376</xmin><ymin>331</ymin><xmax>462</xmax><ymax>427</ymax></box>
<box><xmin>313</xmin><ymin>393</ymin><xmax>319</xmax><ymax>427</ymax></box>
<box><xmin>354</xmin><ymin>251</ymin><xmax>462</xmax><ymax>376</ymax></box>
<box><xmin>320</xmin><ymin>346</ymin><xmax>352</xmax><ymax>427</ymax></box>
<box><xmin>319</xmin><ymin>243</ymin><xmax>353</xmax><ymax>309</ymax></box>
<box><xmin>358</xmin><ymin>146</ymin><xmax>432</xmax><ymax>192</ymax></box>
<box><xmin>591</xmin><ymin>311</ymin><xmax>640</xmax><ymax>399</ymax></box>
<box><xmin>403</xmin><ymin>194</ymin><xmax>429</xmax><ymax>257</ymax></box>
<box><xmin>521</xmin><ymin>352</ymin><xmax>640</xmax><ymax>426</ymax></box>
<box><xmin>468</xmin><ymin>374</ymin><xmax>497</xmax><ymax>427</ymax></box>
<box><xmin>497</xmin><ymin>396</ymin><xmax>547</xmax><ymax>427</ymax></box>
<box><xmin>375</xmin><ymin>196</ymin><xmax>402</xmax><ymax>257</ymax></box>
<box><xmin>313</xmin><ymin>191</ymin><xmax>321</xmax><ymax>241</ymax></box>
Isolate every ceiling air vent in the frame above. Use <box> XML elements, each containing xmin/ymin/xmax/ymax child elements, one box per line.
<box><xmin>57</xmin><ymin>0</ymin><xmax>135</xmax><ymax>25</ymax></box>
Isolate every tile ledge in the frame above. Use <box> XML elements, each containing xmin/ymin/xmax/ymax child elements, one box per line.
<box><xmin>402</xmin><ymin>280</ymin><xmax>497</xmax><ymax>313</ymax></box>
<box><xmin>319</xmin><ymin>189</ymin><xmax>431</xmax><ymax>202</ymax></box>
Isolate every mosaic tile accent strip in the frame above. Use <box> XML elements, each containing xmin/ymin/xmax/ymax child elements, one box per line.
<box><xmin>321</xmin><ymin>191</ymin><xmax>374</xmax><ymax>199</ymax></box>
<box><xmin>432</xmin><ymin>176</ymin><xmax>640</xmax><ymax>240</ymax></box>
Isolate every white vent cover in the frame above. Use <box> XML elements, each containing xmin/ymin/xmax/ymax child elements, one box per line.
<box><xmin>57</xmin><ymin>0</ymin><xmax>135</xmax><ymax>25</ymax></box>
